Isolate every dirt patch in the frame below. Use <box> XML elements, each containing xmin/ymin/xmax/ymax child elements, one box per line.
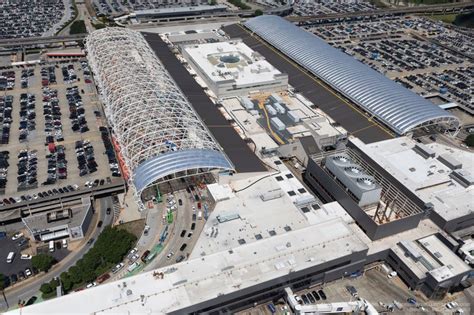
<box><xmin>116</xmin><ymin>219</ymin><xmax>146</xmax><ymax>239</ymax></box>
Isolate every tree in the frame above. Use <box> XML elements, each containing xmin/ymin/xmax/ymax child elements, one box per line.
<box><xmin>465</xmin><ymin>134</ymin><xmax>474</xmax><ymax>147</ymax></box>
<box><xmin>0</xmin><ymin>274</ymin><xmax>6</xmax><ymax>290</ymax></box>
<box><xmin>209</xmin><ymin>0</ymin><xmax>217</xmax><ymax>4</ymax></box>
<box><xmin>32</xmin><ymin>254</ymin><xmax>55</xmax><ymax>272</ymax></box>
<box><xmin>254</xmin><ymin>9</ymin><xmax>263</xmax><ymax>16</ymax></box>
<box><xmin>40</xmin><ymin>283</ymin><xmax>53</xmax><ymax>294</ymax></box>
<box><xmin>68</xmin><ymin>265</ymin><xmax>82</xmax><ymax>284</ymax></box>
<box><xmin>60</xmin><ymin>272</ymin><xmax>73</xmax><ymax>292</ymax></box>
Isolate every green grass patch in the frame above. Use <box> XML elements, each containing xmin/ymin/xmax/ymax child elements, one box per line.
<box><xmin>70</xmin><ymin>20</ymin><xmax>87</xmax><ymax>34</ymax></box>
<box><xmin>227</xmin><ymin>0</ymin><xmax>250</xmax><ymax>10</ymax></box>
<box><xmin>430</xmin><ymin>13</ymin><xmax>457</xmax><ymax>24</ymax></box>
<box><xmin>430</xmin><ymin>11</ymin><xmax>474</xmax><ymax>28</ymax></box>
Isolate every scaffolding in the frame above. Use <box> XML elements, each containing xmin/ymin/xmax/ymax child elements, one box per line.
<box><xmin>85</xmin><ymin>28</ymin><xmax>233</xmax><ymax>209</ymax></box>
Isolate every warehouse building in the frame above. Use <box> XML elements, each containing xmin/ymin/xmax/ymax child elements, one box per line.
<box><xmin>244</xmin><ymin>16</ymin><xmax>460</xmax><ymax>136</ymax></box>
<box><xmin>181</xmin><ymin>39</ymin><xmax>288</xmax><ymax>99</ymax></box>
<box><xmin>85</xmin><ymin>28</ymin><xmax>234</xmax><ymax>209</ymax></box>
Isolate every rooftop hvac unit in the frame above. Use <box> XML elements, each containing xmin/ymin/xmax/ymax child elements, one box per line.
<box><xmin>260</xmin><ymin>189</ymin><xmax>283</xmax><ymax>201</ymax></box>
<box><xmin>437</xmin><ymin>154</ymin><xmax>462</xmax><ymax>170</ymax></box>
<box><xmin>271</xmin><ymin>117</ymin><xmax>285</xmax><ymax>131</ymax></box>
<box><xmin>450</xmin><ymin>169</ymin><xmax>473</xmax><ymax>188</ymax></box>
<box><xmin>240</xmin><ymin>97</ymin><xmax>254</xmax><ymax>110</ymax></box>
<box><xmin>413</xmin><ymin>143</ymin><xmax>436</xmax><ymax>159</ymax></box>
<box><xmin>344</xmin><ymin>166</ymin><xmax>364</xmax><ymax>178</ymax></box>
<box><xmin>330</xmin><ymin>154</ymin><xmax>352</xmax><ymax>167</ymax></box>
<box><xmin>356</xmin><ymin>177</ymin><xmax>377</xmax><ymax>190</ymax></box>
<box><xmin>265</xmin><ymin>104</ymin><xmax>277</xmax><ymax>116</ymax></box>
<box><xmin>325</xmin><ymin>153</ymin><xmax>381</xmax><ymax>207</ymax></box>
<box><xmin>273</xmin><ymin>102</ymin><xmax>286</xmax><ymax>114</ymax></box>
<box><xmin>287</xmin><ymin>110</ymin><xmax>300</xmax><ymax>123</ymax></box>
<box><xmin>269</xmin><ymin>93</ymin><xmax>284</xmax><ymax>104</ymax></box>
<box><xmin>399</xmin><ymin>240</ymin><xmax>422</xmax><ymax>261</ymax></box>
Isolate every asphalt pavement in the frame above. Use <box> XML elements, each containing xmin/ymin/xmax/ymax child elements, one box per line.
<box><xmin>0</xmin><ymin>196</ymin><xmax>113</xmax><ymax>311</ymax></box>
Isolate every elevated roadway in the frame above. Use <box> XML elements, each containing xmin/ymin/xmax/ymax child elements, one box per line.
<box><xmin>0</xmin><ymin>179</ymin><xmax>126</xmax><ymax>224</ymax></box>
<box><xmin>0</xmin><ymin>34</ymin><xmax>87</xmax><ymax>48</ymax></box>
<box><xmin>288</xmin><ymin>2</ymin><xmax>474</xmax><ymax>22</ymax></box>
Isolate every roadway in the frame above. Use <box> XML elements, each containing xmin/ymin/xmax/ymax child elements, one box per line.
<box><xmin>0</xmin><ymin>196</ymin><xmax>114</xmax><ymax>312</ymax></box>
<box><xmin>1</xmin><ymin>2</ymin><xmax>471</xmax><ymax>48</ymax></box>
<box><xmin>288</xmin><ymin>2</ymin><xmax>474</xmax><ymax>22</ymax></box>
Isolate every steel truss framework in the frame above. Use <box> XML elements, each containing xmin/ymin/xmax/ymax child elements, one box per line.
<box><xmin>85</xmin><ymin>28</ymin><xmax>233</xmax><ymax>209</ymax></box>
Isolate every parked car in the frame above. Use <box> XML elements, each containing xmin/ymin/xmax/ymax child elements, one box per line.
<box><xmin>20</xmin><ymin>254</ymin><xmax>32</xmax><ymax>260</ymax></box>
<box><xmin>111</xmin><ymin>262</ymin><xmax>124</xmax><ymax>274</ymax></box>
<box><xmin>175</xmin><ymin>255</ymin><xmax>185</xmax><ymax>263</ymax></box>
<box><xmin>12</xmin><ymin>232</ymin><xmax>23</xmax><ymax>240</ymax></box>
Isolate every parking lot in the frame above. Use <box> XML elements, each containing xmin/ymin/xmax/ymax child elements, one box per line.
<box><xmin>0</xmin><ymin>234</ymin><xmax>69</xmax><ymax>288</ymax></box>
<box><xmin>292</xmin><ymin>1</ymin><xmax>377</xmax><ymax>16</ymax></box>
<box><xmin>0</xmin><ymin>0</ymin><xmax>69</xmax><ymax>39</ymax></box>
<box><xmin>304</xmin><ymin>16</ymin><xmax>473</xmax><ymax>115</ymax></box>
<box><xmin>0</xmin><ymin>59</ymin><xmax>120</xmax><ymax>208</ymax></box>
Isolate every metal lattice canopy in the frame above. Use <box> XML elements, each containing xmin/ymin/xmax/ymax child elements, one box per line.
<box><xmin>244</xmin><ymin>16</ymin><xmax>461</xmax><ymax>135</ymax></box>
<box><xmin>85</xmin><ymin>28</ymin><xmax>233</xmax><ymax>207</ymax></box>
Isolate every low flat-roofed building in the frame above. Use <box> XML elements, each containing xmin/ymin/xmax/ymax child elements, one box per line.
<box><xmin>351</xmin><ymin>137</ymin><xmax>474</xmax><ymax>233</ymax></box>
<box><xmin>22</xmin><ymin>197</ymin><xmax>92</xmax><ymax>242</ymax></box>
<box><xmin>181</xmin><ymin>39</ymin><xmax>288</xmax><ymax>99</ymax></box>
<box><xmin>388</xmin><ymin>234</ymin><xmax>471</xmax><ymax>299</ymax></box>
<box><xmin>9</xmin><ymin>218</ymin><xmax>369</xmax><ymax>315</ymax></box>
<box><xmin>193</xmin><ymin>160</ymin><xmax>317</xmax><ymax>256</ymax></box>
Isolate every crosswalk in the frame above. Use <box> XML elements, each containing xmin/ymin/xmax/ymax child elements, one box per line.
<box><xmin>112</xmin><ymin>196</ymin><xmax>121</xmax><ymax>223</ymax></box>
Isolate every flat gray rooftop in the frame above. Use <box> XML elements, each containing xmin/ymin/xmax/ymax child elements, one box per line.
<box><xmin>9</xmin><ymin>218</ymin><xmax>367</xmax><ymax>314</ymax></box>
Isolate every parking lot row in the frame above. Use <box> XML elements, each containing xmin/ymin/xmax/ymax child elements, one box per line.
<box><xmin>302</xmin><ymin>16</ymin><xmax>472</xmax><ymax>114</ymax></box>
<box><xmin>0</xmin><ymin>60</ymin><xmax>119</xmax><ymax>199</ymax></box>
<box><xmin>292</xmin><ymin>1</ymin><xmax>377</xmax><ymax>17</ymax></box>
<box><xmin>0</xmin><ymin>0</ymin><xmax>66</xmax><ymax>39</ymax></box>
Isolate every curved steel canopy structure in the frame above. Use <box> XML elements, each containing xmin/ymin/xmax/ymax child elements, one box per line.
<box><xmin>244</xmin><ymin>16</ymin><xmax>460</xmax><ymax>135</ymax></box>
<box><xmin>86</xmin><ymin>28</ymin><xmax>233</xmax><ymax>208</ymax></box>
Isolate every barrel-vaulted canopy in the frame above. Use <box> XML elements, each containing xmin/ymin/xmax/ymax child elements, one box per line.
<box><xmin>244</xmin><ymin>16</ymin><xmax>460</xmax><ymax>135</ymax></box>
<box><xmin>85</xmin><ymin>28</ymin><xmax>233</xmax><ymax>207</ymax></box>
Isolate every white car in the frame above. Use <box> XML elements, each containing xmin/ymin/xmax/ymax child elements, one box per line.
<box><xmin>25</xmin><ymin>268</ymin><xmax>32</xmax><ymax>277</ymax></box>
<box><xmin>12</xmin><ymin>232</ymin><xmax>24</xmax><ymax>241</ymax></box>
<box><xmin>113</xmin><ymin>262</ymin><xmax>124</xmax><ymax>273</ymax></box>
<box><xmin>72</xmin><ymin>184</ymin><xmax>79</xmax><ymax>190</ymax></box>
<box><xmin>129</xmin><ymin>254</ymin><xmax>139</xmax><ymax>264</ymax></box>
<box><xmin>446</xmin><ymin>302</ymin><xmax>458</xmax><ymax>309</ymax></box>
<box><xmin>387</xmin><ymin>271</ymin><xmax>397</xmax><ymax>279</ymax></box>
<box><xmin>86</xmin><ymin>282</ymin><xmax>97</xmax><ymax>288</ymax></box>
<box><xmin>20</xmin><ymin>254</ymin><xmax>32</xmax><ymax>260</ymax></box>
<box><xmin>127</xmin><ymin>248</ymin><xmax>138</xmax><ymax>258</ymax></box>
<box><xmin>166</xmin><ymin>252</ymin><xmax>174</xmax><ymax>259</ymax></box>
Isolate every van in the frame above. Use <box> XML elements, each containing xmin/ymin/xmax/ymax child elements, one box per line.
<box><xmin>197</xmin><ymin>211</ymin><xmax>202</xmax><ymax>220</ymax></box>
<box><xmin>62</xmin><ymin>239</ymin><xmax>68</xmax><ymax>248</ymax></box>
<box><xmin>6</xmin><ymin>251</ymin><xmax>15</xmax><ymax>263</ymax></box>
<box><xmin>49</xmin><ymin>240</ymin><xmax>55</xmax><ymax>252</ymax></box>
